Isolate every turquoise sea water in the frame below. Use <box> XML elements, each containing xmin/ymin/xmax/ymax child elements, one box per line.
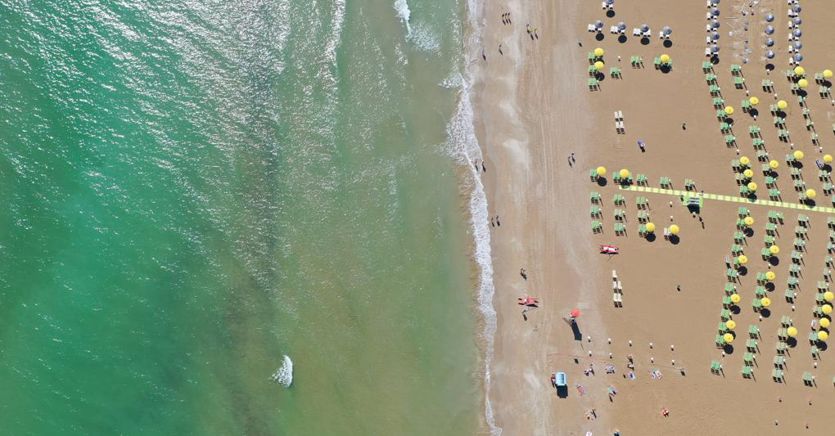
<box><xmin>0</xmin><ymin>0</ymin><xmax>482</xmax><ymax>434</ymax></box>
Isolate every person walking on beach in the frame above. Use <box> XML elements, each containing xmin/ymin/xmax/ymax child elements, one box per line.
<box><xmin>495</xmin><ymin>215</ymin><xmax>501</xmax><ymax>226</ymax></box>
<box><xmin>498</xmin><ymin>43</ymin><xmax>503</xmax><ymax>55</ymax></box>
<box><xmin>481</xmin><ymin>48</ymin><xmax>486</xmax><ymax>62</ymax></box>
<box><xmin>682</xmin><ymin>122</ymin><xmax>687</xmax><ymax>130</ymax></box>
<box><xmin>637</xmin><ymin>140</ymin><xmax>646</xmax><ymax>152</ymax></box>
<box><xmin>520</xmin><ymin>268</ymin><xmax>527</xmax><ymax>280</ymax></box>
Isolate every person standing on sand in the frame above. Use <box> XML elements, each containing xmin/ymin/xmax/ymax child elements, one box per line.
<box><xmin>498</xmin><ymin>43</ymin><xmax>503</xmax><ymax>55</ymax></box>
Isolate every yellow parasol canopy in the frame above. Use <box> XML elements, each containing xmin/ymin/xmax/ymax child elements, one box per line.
<box><xmin>724</xmin><ymin>106</ymin><xmax>735</xmax><ymax>115</ymax></box>
<box><xmin>749</xmin><ymin>96</ymin><xmax>759</xmax><ymax>106</ymax></box>
<box><xmin>766</xmin><ymin>271</ymin><xmax>776</xmax><ymax>281</ymax></box>
<box><xmin>761</xmin><ymin>297</ymin><xmax>771</xmax><ymax>307</ymax></box>
<box><xmin>739</xmin><ymin>156</ymin><xmax>750</xmax><ymax>166</ymax></box>
<box><xmin>777</xmin><ymin>100</ymin><xmax>788</xmax><ymax>110</ymax></box>
<box><xmin>824</xmin><ymin>304</ymin><xmax>833</xmax><ymax>315</ymax></box>
<box><xmin>619</xmin><ymin>168</ymin><xmax>630</xmax><ymax>178</ymax></box>
<box><xmin>794</xmin><ymin>66</ymin><xmax>806</xmax><ymax>76</ymax></box>
<box><xmin>821</xmin><ymin>318</ymin><xmax>831</xmax><ymax>328</ymax></box>
<box><xmin>596</xmin><ymin>166</ymin><xmax>607</xmax><ymax>176</ymax></box>
<box><xmin>747</xmin><ymin>181</ymin><xmax>758</xmax><ymax>191</ymax></box>
<box><xmin>818</xmin><ymin>331</ymin><xmax>829</xmax><ymax>341</ymax></box>
<box><xmin>725</xmin><ymin>320</ymin><xmax>736</xmax><ymax>330</ymax></box>
<box><xmin>825</xmin><ymin>291</ymin><xmax>834</xmax><ymax>302</ymax></box>
<box><xmin>646</xmin><ymin>222</ymin><xmax>656</xmax><ymax>233</ymax></box>
<box><xmin>806</xmin><ymin>189</ymin><xmax>817</xmax><ymax>199</ymax></box>
<box><xmin>769</xmin><ymin>159</ymin><xmax>779</xmax><ymax>169</ymax></box>
<box><xmin>660</xmin><ymin>54</ymin><xmax>671</xmax><ymax>64</ymax></box>
<box><xmin>793</xmin><ymin>150</ymin><xmax>804</xmax><ymax>160</ymax></box>
<box><xmin>731</xmin><ymin>293</ymin><xmax>741</xmax><ymax>304</ymax></box>
<box><xmin>738</xmin><ymin>255</ymin><xmax>748</xmax><ymax>265</ymax></box>
<box><xmin>669</xmin><ymin>224</ymin><xmax>680</xmax><ymax>235</ymax></box>
<box><xmin>769</xmin><ymin>245</ymin><xmax>780</xmax><ymax>255</ymax></box>
<box><xmin>825</xmin><ymin>154</ymin><xmax>833</xmax><ymax>164</ymax></box>
<box><xmin>787</xmin><ymin>326</ymin><xmax>798</xmax><ymax>337</ymax></box>
<box><xmin>798</xmin><ymin>78</ymin><xmax>809</xmax><ymax>89</ymax></box>
<box><xmin>743</xmin><ymin>216</ymin><xmax>754</xmax><ymax>226</ymax></box>
<box><xmin>825</xmin><ymin>69</ymin><xmax>834</xmax><ymax>79</ymax></box>
<box><xmin>594</xmin><ymin>61</ymin><xmax>605</xmax><ymax>70</ymax></box>
<box><xmin>594</xmin><ymin>47</ymin><xmax>605</xmax><ymax>57</ymax></box>
<box><xmin>723</xmin><ymin>333</ymin><xmax>734</xmax><ymax>343</ymax></box>
<box><xmin>743</xmin><ymin>169</ymin><xmax>753</xmax><ymax>178</ymax></box>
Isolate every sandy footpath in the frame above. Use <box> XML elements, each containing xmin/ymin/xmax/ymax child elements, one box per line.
<box><xmin>473</xmin><ymin>0</ymin><xmax>835</xmax><ymax>434</ymax></box>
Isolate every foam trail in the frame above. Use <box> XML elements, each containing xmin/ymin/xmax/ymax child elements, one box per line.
<box><xmin>394</xmin><ymin>0</ymin><xmax>412</xmax><ymax>35</ymax></box>
<box><xmin>271</xmin><ymin>355</ymin><xmax>294</xmax><ymax>387</ymax></box>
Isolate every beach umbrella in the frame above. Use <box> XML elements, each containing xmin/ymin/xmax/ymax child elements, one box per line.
<box><xmin>712</xmin><ymin>45</ymin><xmax>720</xmax><ymax>54</ymax></box>
<box><xmin>825</xmin><ymin>291</ymin><xmax>834</xmax><ymax>302</ymax></box>
<box><xmin>769</xmin><ymin>160</ymin><xmax>779</xmax><ymax>169</ymax></box>
<box><xmin>798</xmin><ymin>78</ymin><xmax>809</xmax><ymax>89</ymax></box>
<box><xmin>761</xmin><ymin>297</ymin><xmax>771</xmax><ymax>307</ymax></box>
<box><xmin>570</xmin><ymin>308</ymin><xmax>581</xmax><ymax>318</ymax></box>
<box><xmin>766</xmin><ymin>13</ymin><xmax>774</xmax><ymax>22</ymax></box>
<box><xmin>618</xmin><ymin>22</ymin><xmax>627</xmax><ymax>32</ymax></box>
<box><xmin>793</xmin><ymin>29</ymin><xmax>802</xmax><ymax>38</ymax></box>
<box><xmin>749</xmin><ymin>96</ymin><xmax>759</xmax><ymax>106</ymax></box>
<box><xmin>770</xmin><ymin>245</ymin><xmax>780</xmax><ymax>255</ymax></box>
<box><xmin>594</xmin><ymin>47</ymin><xmax>605</xmax><ymax>57</ymax></box>
<box><xmin>794</xmin><ymin>66</ymin><xmax>806</xmax><ymax>76</ymax></box>
<box><xmin>596</xmin><ymin>166</ymin><xmax>607</xmax><ymax>176</ymax></box>
<box><xmin>787</xmin><ymin>326</ymin><xmax>798</xmax><ymax>337</ymax></box>
<box><xmin>595</xmin><ymin>20</ymin><xmax>604</xmax><ymax>30</ymax></box>
<box><xmin>662</xmin><ymin>26</ymin><xmax>672</xmax><ymax>36</ymax></box>
<box><xmin>726</xmin><ymin>320</ymin><xmax>736</xmax><ymax>330</ymax></box>
<box><xmin>777</xmin><ymin>100</ymin><xmax>788</xmax><ymax>110</ymax></box>
<box><xmin>604</xmin><ymin>0</ymin><xmax>614</xmax><ymax>4</ymax></box>
<box><xmin>766</xmin><ymin>271</ymin><xmax>776</xmax><ymax>281</ymax></box>
<box><xmin>824</xmin><ymin>154</ymin><xmax>833</xmax><ymax>164</ymax></box>
<box><xmin>818</xmin><ymin>331</ymin><xmax>829</xmax><ymax>341</ymax></box>
<box><xmin>766</xmin><ymin>38</ymin><xmax>774</xmax><ymax>47</ymax></box>
<box><xmin>738</xmin><ymin>255</ymin><xmax>748</xmax><ymax>265</ymax></box>
<box><xmin>766</xmin><ymin>50</ymin><xmax>775</xmax><ymax>59</ymax></box>
<box><xmin>747</xmin><ymin>182</ymin><xmax>757</xmax><ymax>192</ymax></box>
<box><xmin>805</xmin><ymin>188</ymin><xmax>816</xmax><ymax>199</ymax></box>
<box><xmin>824</xmin><ymin>69</ymin><xmax>834</xmax><ymax>79</ymax></box>
<box><xmin>731</xmin><ymin>293</ymin><xmax>741</xmax><ymax>304</ymax></box>
<box><xmin>793</xmin><ymin>17</ymin><xmax>802</xmax><ymax>25</ymax></box>
<box><xmin>739</xmin><ymin>156</ymin><xmax>750</xmax><ymax>166</ymax></box>
<box><xmin>821</xmin><ymin>318</ymin><xmax>831</xmax><ymax>328</ymax></box>
<box><xmin>724</xmin><ymin>106</ymin><xmax>734</xmax><ymax>115</ymax></box>
<box><xmin>619</xmin><ymin>168</ymin><xmax>630</xmax><ymax>179</ymax></box>
<box><xmin>794</xmin><ymin>41</ymin><xmax>803</xmax><ymax>50</ymax></box>
<box><xmin>711</xmin><ymin>8</ymin><xmax>720</xmax><ymax>17</ymax></box>
<box><xmin>765</xmin><ymin>25</ymin><xmax>774</xmax><ymax>35</ymax></box>
<box><xmin>711</xmin><ymin>20</ymin><xmax>720</xmax><ymax>30</ymax></box>
<box><xmin>594</xmin><ymin>61</ymin><xmax>605</xmax><ymax>71</ymax></box>
<box><xmin>794</xmin><ymin>53</ymin><xmax>804</xmax><ymax>63</ymax></box>
<box><xmin>723</xmin><ymin>333</ymin><xmax>734</xmax><ymax>343</ymax></box>
<box><xmin>743</xmin><ymin>169</ymin><xmax>754</xmax><ymax>178</ymax></box>
<box><xmin>669</xmin><ymin>224</ymin><xmax>680</xmax><ymax>235</ymax></box>
<box><xmin>793</xmin><ymin>150</ymin><xmax>804</xmax><ymax>160</ymax></box>
<box><xmin>660</xmin><ymin>54</ymin><xmax>671</xmax><ymax>64</ymax></box>
<box><xmin>744</xmin><ymin>216</ymin><xmax>754</xmax><ymax>226</ymax></box>
<box><xmin>793</xmin><ymin>4</ymin><xmax>801</xmax><ymax>13</ymax></box>
<box><xmin>646</xmin><ymin>222</ymin><xmax>656</xmax><ymax>233</ymax></box>
<box><xmin>824</xmin><ymin>304</ymin><xmax>833</xmax><ymax>315</ymax></box>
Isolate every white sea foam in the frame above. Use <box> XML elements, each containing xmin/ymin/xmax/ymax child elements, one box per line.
<box><xmin>394</xmin><ymin>0</ymin><xmax>412</xmax><ymax>35</ymax></box>
<box><xmin>407</xmin><ymin>23</ymin><xmax>440</xmax><ymax>53</ymax></box>
<box><xmin>272</xmin><ymin>355</ymin><xmax>294</xmax><ymax>387</ymax></box>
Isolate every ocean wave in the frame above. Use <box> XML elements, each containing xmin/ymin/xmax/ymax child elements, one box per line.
<box><xmin>393</xmin><ymin>0</ymin><xmax>411</xmax><ymax>35</ymax></box>
<box><xmin>407</xmin><ymin>23</ymin><xmax>440</xmax><ymax>53</ymax></box>
<box><xmin>271</xmin><ymin>355</ymin><xmax>294</xmax><ymax>387</ymax></box>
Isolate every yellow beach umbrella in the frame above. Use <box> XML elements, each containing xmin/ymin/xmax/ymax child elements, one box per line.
<box><xmin>744</xmin><ymin>216</ymin><xmax>754</xmax><ymax>226</ymax></box>
<box><xmin>743</xmin><ymin>169</ymin><xmax>753</xmax><ymax>178</ymax></box>
<box><xmin>798</xmin><ymin>78</ymin><xmax>809</xmax><ymax>88</ymax></box>
<box><xmin>660</xmin><ymin>54</ymin><xmax>671</xmax><ymax>64</ymax></box>
<box><xmin>723</xmin><ymin>333</ymin><xmax>734</xmax><ymax>343</ymax></box>
<box><xmin>820</xmin><ymin>318</ymin><xmax>831</xmax><ymax>328</ymax></box>
<box><xmin>749</xmin><ymin>96</ymin><xmax>759</xmax><ymax>106</ymax></box>
<box><xmin>726</xmin><ymin>320</ymin><xmax>737</xmax><ymax>330</ymax></box>
<box><xmin>646</xmin><ymin>222</ymin><xmax>656</xmax><ymax>233</ymax></box>
<box><xmin>596</xmin><ymin>166</ymin><xmax>607</xmax><ymax>176</ymax></box>
<box><xmin>766</xmin><ymin>271</ymin><xmax>776</xmax><ymax>281</ymax></box>
<box><xmin>594</xmin><ymin>61</ymin><xmax>605</xmax><ymax>71</ymax></box>
<box><xmin>825</xmin><ymin>291</ymin><xmax>834</xmax><ymax>302</ymax></box>
<box><xmin>825</xmin><ymin>154</ymin><xmax>833</xmax><ymax>164</ymax></box>
<box><xmin>738</xmin><ymin>255</ymin><xmax>748</xmax><ymax>265</ymax></box>
<box><xmin>787</xmin><ymin>326</ymin><xmax>798</xmax><ymax>337</ymax></box>
<box><xmin>724</xmin><ymin>106</ymin><xmax>735</xmax><ymax>115</ymax></box>
<box><xmin>794</xmin><ymin>66</ymin><xmax>806</xmax><ymax>76</ymax></box>
<box><xmin>769</xmin><ymin>245</ymin><xmax>780</xmax><ymax>255</ymax></box>
<box><xmin>747</xmin><ymin>182</ymin><xmax>758</xmax><ymax>192</ymax></box>
<box><xmin>793</xmin><ymin>150</ymin><xmax>804</xmax><ymax>160</ymax></box>
<box><xmin>818</xmin><ymin>331</ymin><xmax>829</xmax><ymax>341</ymax></box>
<box><xmin>769</xmin><ymin>159</ymin><xmax>779</xmax><ymax>169</ymax></box>
<box><xmin>739</xmin><ymin>156</ymin><xmax>750</xmax><ymax>166</ymax></box>
<box><xmin>824</xmin><ymin>69</ymin><xmax>834</xmax><ymax>79</ymax></box>
<box><xmin>731</xmin><ymin>293</ymin><xmax>741</xmax><ymax>304</ymax></box>
<box><xmin>619</xmin><ymin>168</ymin><xmax>630</xmax><ymax>179</ymax></box>
<box><xmin>669</xmin><ymin>224</ymin><xmax>680</xmax><ymax>235</ymax></box>
<box><xmin>806</xmin><ymin>189</ymin><xmax>817</xmax><ymax>199</ymax></box>
<box><xmin>823</xmin><ymin>304</ymin><xmax>833</xmax><ymax>315</ymax></box>
<box><xmin>777</xmin><ymin>100</ymin><xmax>788</xmax><ymax>110</ymax></box>
<box><xmin>594</xmin><ymin>47</ymin><xmax>605</xmax><ymax>57</ymax></box>
<box><xmin>761</xmin><ymin>297</ymin><xmax>771</xmax><ymax>307</ymax></box>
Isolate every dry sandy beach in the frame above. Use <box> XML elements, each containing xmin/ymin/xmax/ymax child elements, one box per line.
<box><xmin>472</xmin><ymin>0</ymin><xmax>835</xmax><ymax>434</ymax></box>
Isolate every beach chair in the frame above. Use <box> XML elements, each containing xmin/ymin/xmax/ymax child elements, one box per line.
<box><xmin>638</xmin><ymin>224</ymin><xmax>646</xmax><ymax>236</ymax></box>
<box><xmin>724</xmin><ymin>135</ymin><xmax>736</xmax><ymax>146</ymax></box>
<box><xmin>752</xmin><ymin>298</ymin><xmax>762</xmax><ymax>312</ymax></box>
<box><xmin>812</xmin><ymin>132</ymin><xmax>820</xmax><ymax>144</ymax></box>
<box><xmin>716</xmin><ymin>109</ymin><xmax>726</xmax><ymax>120</ymax></box>
<box><xmin>743</xmin><ymin>352</ymin><xmax>755</xmax><ymax>365</ymax></box>
<box><xmin>746</xmin><ymin>339</ymin><xmax>758</xmax><ymax>353</ymax></box>
<box><xmin>730</xmin><ymin>64</ymin><xmax>742</xmax><ymax>75</ymax></box>
<box><xmin>712</xmin><ymin>97</ymin><xmax>724</xmax><ymax>108</ymax></box>
<box><xmin>720</xmin><ymin>308</ymin><xmax>731</xmax><ymax>320</ymax></box>
<box><xmin>636</xmin><ymin>174</ymin><xmax>648</xmax><ymax>185</ymax></box>
<box><xmin>762</xmin><ymin>79</ymin><xmax>774</xmax><ymax>91</ymax></box>
<box><xmin>764</xmin><ymin>235</ymin><xmax>775</xmax><ymax>246</ymax></box>
<box><xmin>705</xmin><ymin>73</ymin><xmax>717</xmax><ymax>83</ymax></box>
<box><xmin>733</xmin><ymin>231</ymin><xmax>744</xmax><ymax>243</ymax></box>
<box><xmin>788</xmin><ymin>277</ymin><xmax>799</xmax><ymax>288</ymax></box>
<box><xmin>773</xmin><ymin>356</ymin><xmax>785</xmax><ymax>368</ymax></box>
<box><xmin>590</xmin><ymin>206</ymin><xmax>602</xmax><ymax>217</ymax></box>
<box><xmin>613</xmin><ymin>209</ymin><xmax>625</xmax><ymax>221</ymax></box>
<box><xmin>702</xmin><ymin>61</ymin><xmax>713</xmax><ymax>72</ymax></box>
<box><xmin>803</xmin><ymin>372</ymin><xmax>815</xmax><ymax>386</ymax></box>
<box><xmin>785</xmin><ymin>288</ymin><xmax>795</xmax><ymax>302</ymax></box>
<box><xmin>741</xmin><ymin>366</ymin><xmax>753</xmax><ymax>379</ymax></box>
<box><xmin>765</xmin><ymin>223</ymin><xmax>777</xmax><ymax>235</ymax></box>
<box><xmin>614</xmin><ymin>223</ymin><xmax>626</xmax><ymax>235</ymax></box>
<box><xmin>778</xmin><ymin>129</ymin><xmax>790</xmax><ymax>140</ymax></box>
<box><xmin>613</xmin><ymin>194</ymin><xmax>625</xmax><ymax>205</ymax></box>
<box><xmin>590</xmin><ymin>192</ymin><xmax>601</xmax><ymax>203</ymax></box>
<box><xmin>772</xmin><ymin>369</ymin><xmax>784</xmax><ymax>381</ymax></box>
<box><xmin>811</xmin><ymin>346</ymin><xmax>819</xmax><ymax>359</ymax></box>
<box><xmin>710</xmin><ymin>360</ymin><xmax>722</xmax><ymax>374</ymax></box>
<box><xmin>769</xmin><ymin>188</ymin><xmax>781</xmax><ymax>200</ymax></box>
<box><xmin>610</xmin><ymin>67</ymin><xmax>622</xmax><ymax>79</ymax></box>
<box><xmin>591</xmin><ymin>220</ymin><xmax>603</xmax><ymax>233</ymax></box>
<box><xmin>613</xmin><ymin>292</ymin><xmax>623</xmax><ymax>307</ymax></box>
<box><xmin>764</xmin><ymin>175</ymin><xmax>775</xmax><ymax>185</ymax></box>
<box><xmin>588</xmin><ymin>78</ymin><xmax>599</xmax><ymax>90</ymax></box>
<box><xmin>590</xmin><ymin>169</ymin><xmax>600</xmax><ymax>181</ymax></box>
<box><xmin>748</xmin><ymin>325</ymin><xmax>759</xmax><ymax>338</ymax></box>
<box><xmin>773</xmin><ymin>116</ymin><xmax>786</xmax><ymax>127</ymax></box>
<box><xmin>637</xmin><ymin>211</ymin><xmax>648</xmax><ymax>222</ymax></box>
<box><xmin>776</xmin><ymin>342</ymin><xmax>787</xmax><ymax>355</ymax></box>
<box><xmin>753</xmin><ymin>138</ymin><xmax>765</xmax><ymax>149</ymax></box>
<box><xmin>761</xmin><ymin>248</ymin><xmax>771</xmax><ymax>260</ymax></box>
<box><xmin>755</xmin><ymin>286</ymin><xmax>767</xmax><ymax>298</ymax></box>
<box><xmin>734</xmin><ymin>77</ymin><xmax>745</xmax><ymax>88</ymax></box>
<box><xmin>725</xmin><ymin>283</ymin><xmax>735</xmax><ymax>295</ymax></box>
